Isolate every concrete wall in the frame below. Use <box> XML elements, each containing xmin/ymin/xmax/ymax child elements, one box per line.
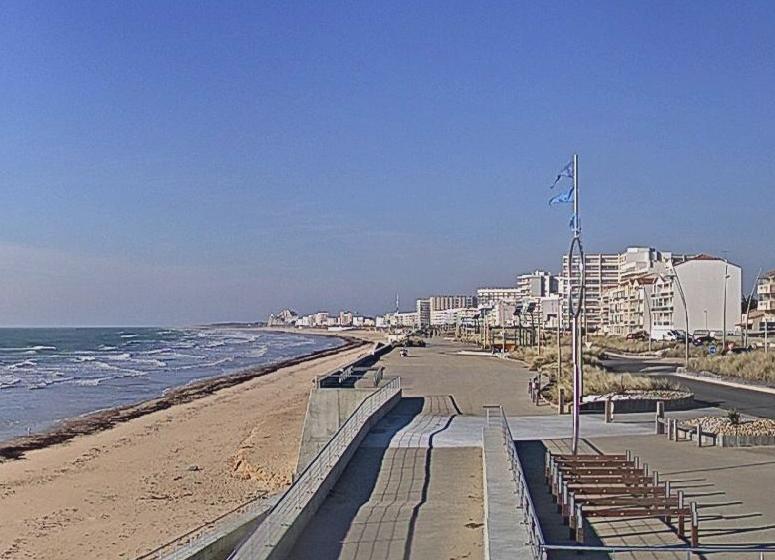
<box><xmin>232</xmin><ymin>388</ymin><xmax>402</xmax><ymax>560</ymax></box>
<box><xmin>673</xmin><ymin>259</ymin><xmax>742</xmax><ymax>334</ymax></box>
<box><xmin>296</xmin><ymin>387</ymin><xmax>375</xmax><ymax>474</ymax></box>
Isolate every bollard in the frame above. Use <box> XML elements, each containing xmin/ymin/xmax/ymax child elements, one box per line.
<box><xmin>655</xmin><ymin>400</ymin><xmax>666</xmax><ymax>434</ymax></box>
<box><xmin>558</xmin><ymin>388</ymin><xmax>565</xmax><ymax>415</ymax></box>
<box><xmin>696</xmin><ymin>423</ymin><xmax>702</xmax><ymax>448</ymax></box>
<box><xmin>604</xmin><ymin>397</ymin><xmax>614</xmax><ymax>423</ymax></box>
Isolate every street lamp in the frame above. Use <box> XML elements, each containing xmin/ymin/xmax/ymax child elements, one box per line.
<box><xmin>722</xmin><ymin>259</ymin><xmax>730</xmax><ymax>351</ymax></box>
<box><xmin>664</xmin><ymin>270</ymin><xmax>690</xmax><ymax>368</ymax></box>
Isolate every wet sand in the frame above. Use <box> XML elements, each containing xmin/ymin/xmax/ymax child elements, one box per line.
<box><xmin>0</xmin><ymin>334</ymin><xmax>381</xmax><ymax>559</ymax></box>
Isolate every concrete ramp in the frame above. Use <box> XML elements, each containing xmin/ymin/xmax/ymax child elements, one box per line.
<box><xmin>296</xmin><ymin>387</ymin><xmax>375</xmax><ymax>474</ymax></box>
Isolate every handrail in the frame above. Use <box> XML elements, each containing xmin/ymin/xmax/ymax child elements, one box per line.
<box><xmin>542</xmin><ymin>543</ymin><xmax>774</xmax><ymax>558</ymax></box>
<box><xmin>484</xmin><ymin>405</ymin><xmax>547</xmax><ymax>560</ymax></box>
<box><xmin>230</xmin><ymin>376</ymin><xmax>401</xmax><ymax>559</ymax></box>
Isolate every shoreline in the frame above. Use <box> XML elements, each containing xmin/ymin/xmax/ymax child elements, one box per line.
<box><xmin>0</xmin><ymin>334</ymin><xmax>379</xmax><ymax>560</ymax></box>
<box><xmin>0</xmin><ymin>333</ymin><xmax>364</xmax><ymax>460</ymax></box>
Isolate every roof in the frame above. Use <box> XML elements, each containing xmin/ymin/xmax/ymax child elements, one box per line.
<box><xmin>762</xmin><ymin>270</ymin><xmax>775</xmax><ymax>279</ymax></box>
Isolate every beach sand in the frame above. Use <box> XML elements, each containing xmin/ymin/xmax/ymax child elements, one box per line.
<box><xmin>0</xmin><ymin>333</ymin><xmax>381</xmax><ymax>560</ymax></box>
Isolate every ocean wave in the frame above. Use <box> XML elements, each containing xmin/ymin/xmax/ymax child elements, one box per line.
<box><xmin>8</xmin><ymin>359</ymin><xmax>37</xmax><ymax>369</ymax></box>
<box><xmin>0</xmin><ymin>345</ymin><xmax>57</xmax><ymax>352</ymax></box>
<box><xmin>0</xmin><ymin>378</ymin><xmax>21</xmax><ymax>390</ymax></box>
<box><xmin>98</xmin><ymin>345</ymin><xmax>117</xmax><ymax>351</ymax></box>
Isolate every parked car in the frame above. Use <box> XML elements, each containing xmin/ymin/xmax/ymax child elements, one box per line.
<box><xmin>625</xmin><ymin>330</ymin><xmax>649</xmax><ymax>341</ymax></box>
<box><xmin>692</xmin><ymin>329</ymin><xmax>715</xmax><ymax>346</ymax></box>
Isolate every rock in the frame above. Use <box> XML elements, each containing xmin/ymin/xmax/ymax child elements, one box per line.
<box><xmin>186</xmin><ymin>464</ymin><xmax>201</xmax><ymax>472</ymax></box>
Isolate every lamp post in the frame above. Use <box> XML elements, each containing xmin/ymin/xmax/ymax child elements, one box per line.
<box><xmin>643</xmin><ymin>287</ymin><xmax>653</xmax><ymax>353</ymax></box>
<box><xmin>744</xmin><ymin>269</ymin><xmax>762</xmax><ymax>347</ymax></box>
<box><xmin>722</xmin><ymin>259</ymin><xmax>729</xmax><ymax>351</ymax></box>
<box><xmin>668</xmin><ymin>270</ymin><xmax>690</xmax><ymax>368</ymax></box>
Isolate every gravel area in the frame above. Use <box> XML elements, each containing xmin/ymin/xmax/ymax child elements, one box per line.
<box><xmin>685</xmin><ymin>416</ymin><xmax>775</xmax><ymax>436</ymax></box>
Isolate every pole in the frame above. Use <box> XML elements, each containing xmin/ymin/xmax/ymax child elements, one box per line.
<box><xmin>643</xmin><ymin>287</ymin><xmax>652</xmax><ymax>353</ymax></box>
<box><xmin>571</xmin><ymin>153</ymin><xmax>582</xmax><ymax>455</ymax></box>
<box><xmin>557</xmin><ymin>305</ymin><xmax>562</xmax><ymax>384</ymax></box>
<box><xmin>744</xmin><ymin>269</ymin><xmax>762</xmax><ymax>347</ymax></box>
<box><xmin>672</xmin><ymin>270</ymin><xmax>690</xmax><ymax>368</ymax></box>
<box><xmin>722</xmin><ymin>259</ymin><xmax>729</xmax><ymax>351</ymax></box>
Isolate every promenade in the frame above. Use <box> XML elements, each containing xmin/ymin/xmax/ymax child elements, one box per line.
<box><xmin>284</xmin><ymin>337</ymin><xmax>775</xmax><ymax>560</ymax></box>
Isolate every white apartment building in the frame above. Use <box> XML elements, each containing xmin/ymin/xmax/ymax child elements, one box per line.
<box><xmin>651</xmin><ymin>255</ymin><xmax>742</xmax><ymax>335</ymax></box>
<box><xmin>476</xmin><ymin>287</ymin><xmax>520</xmax><ymax>306</ymax></box>
<box><xmin>516</xmin><ymin>270</ymin><xmax>558</xmax><ymax>299</ymax></box>
<box><xmin>602</xmin><ymin>275</ymin><xmax>656</xmax><ymax>336</ymax></box>
<box><xmin>429</xmin><ymin>295</ymin><xmax>477</xmax><ymax>311</ymax></box>
<box><xmin>562</xmin><ymin>247</ymin><xmax>689</xmax><ymax>333</ymax></box>
<box><xmin>562</xmin><ymin>252</ymin><xmax>619</xmax><ymax>332</ymax></box>
<box><xmin>431</xmin><ymin>306</ymin><xmax>479</xmax><ymax>327</ymax></box>
<box><xmin>416</xmin><ymin>298</ymin><xmax>431</xmax><ymax>328</ymax></box>
<box><xmin>387</xmin><ymin>311</ymin><xmax>419</xmax><ymax>329</ymax></box>
<box><xmin>755</xmin><ymin>270</ymin><xmax>775</xmax><ymax>333</ymax></box>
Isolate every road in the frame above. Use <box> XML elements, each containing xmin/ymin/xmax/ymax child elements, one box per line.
<box><xmin>603</xmin><ymin>356</ymin><xmax>775</xmax><ymax>419</ymax></box>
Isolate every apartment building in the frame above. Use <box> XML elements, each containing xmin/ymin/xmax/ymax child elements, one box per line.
<box><xmin>416</xmin><ymin>298</ymin><xmax>431</xmax><ymax>328</ymax></box>
<box><xmin>516</xmin><ymin>270</ymin><xmax>558</xmax><ymax>299</ymax></box>
<box><xmin>476</xmin><ymin>287</ymin><xmax>520</xmax><ymax>306</ymax></box>
<box><xmin>651</xmin><ymin>255</ymin><xmax>742</xmax><ymax>335</ymax></box>
<box><xmin>430</xmin><ymin>306</ymin><xmax>479</xmax><ymax>327</ymax></box>
<box><xmin>561</xmin><ymin>252</ymin><xmax>619</xmax><ymax>332</ymax></box>
<box><xmin>755</xmin><ymin>271</ymin><xmax>775</xmax><ymax>333</ymax></box>
<box><xmin>429</xmin><ymin>295</ymin><xmax>477</xmax><ymax>311</ymax></box>
<box><xmin>562</xmin><ymin>247</ymin><xmax>690</xmax><ymax>333</ymax></box>
<box><xmin>602</xmin><ymin>275</ymin><xmax>656</xmax><ymax>335</ymax></box>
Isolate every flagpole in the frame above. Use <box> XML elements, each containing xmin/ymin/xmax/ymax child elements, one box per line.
<box><xmin>571</xmin><ymin>153</ymin><xmax>582</xmax><ymax>455</ymax></box>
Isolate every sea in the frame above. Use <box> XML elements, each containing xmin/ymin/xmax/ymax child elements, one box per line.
<box><xmin>0</xmin><ymin>327</ymin><xmax>343</xmax><ymax>442</ymax></box>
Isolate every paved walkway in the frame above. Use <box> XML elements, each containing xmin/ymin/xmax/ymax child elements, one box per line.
<box><xmin>288</xmin><ymin>398</ymin><xmax>484</xmax><ymax>560</ymax></box>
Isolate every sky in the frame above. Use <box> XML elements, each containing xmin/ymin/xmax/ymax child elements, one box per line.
<box><xmin>1</xmin><ymin>2</ymin><xmax>774</xmax><ymax>326</ymax></box>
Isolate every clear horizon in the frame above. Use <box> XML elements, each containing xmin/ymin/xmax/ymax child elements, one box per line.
<box><xmin>1</xmin><ymin>3</ymin><xmax>774</xmax><ymax>326</ymax></box>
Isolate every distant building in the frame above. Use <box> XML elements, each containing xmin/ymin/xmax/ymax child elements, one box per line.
<box><xmin>428</xmin><ymin>295</ymin><xmax>477</xmax><ymax>311</ymax></box>
<box><xmin>388</xmin><ymin>311</ymin><xmax>419</xmax><ymax>329</ymax></box>
<box><xmin>476</xmin><ymin>288</ymin><xmax>520</xmax><ymax>306</ymax></box>
<box><xmin>516</xmin><ymin>270</ymin><xmax>558</xmax><ymax>299</ymax></box>
<box><xmin>758</xmin><ymin>271</ymin><xmax>775</xmax><ymax>329</ymax></box>
<box><xmin>602</xmin><ymin>274</ymin><xmax>657</xmax><ymax>336</ymax></box>
<box><xmin>562</xmin><ymin>247</ymin><xmax>689</xmax><ymax>333</ymax></box>
<box><xmin>416</xmin><ymin>298</ymin><xmax>431</xmax><ymax>328</ymax></box>
<box><xmin>267</xmin><ymin>308</ymin><xmax>298</xmax><ymax>327</ymax></box>
<box><xmin>338</xmin><ymin>311</ymin><xmax>354</xmax><ymax>327</ymax></box>
<box><xmin>430</xmin><ymin>306</ymin><xmax>479</xmax><ymax>327</ymax></box>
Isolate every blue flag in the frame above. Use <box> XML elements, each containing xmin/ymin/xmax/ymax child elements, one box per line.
<box><xmin>550</xmin><ymin>161</ymin><xmax>574</xmax><ymax>188</ymax></box>
<box><xmin>549</xmin><ymin>186</ymin><xmax>574</xmax><ymax>206</ymax></box>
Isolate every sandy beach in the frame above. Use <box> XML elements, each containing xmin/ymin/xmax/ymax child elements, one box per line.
<box><xmin>0</xmin><ymin>330</ymin><xmax>382</xmax><ymax>560</ymax></box>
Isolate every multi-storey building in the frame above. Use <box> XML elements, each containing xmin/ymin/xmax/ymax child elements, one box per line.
<box><xmin>755</xmin><ymin>271</ymin><xmax>775</xmax><ymax>334</ymax></box>
<box><xmin>430</xmin><ymin>306</ymin><xmax>479</xmax><ymax>327</ymax></box>
<box><xmin>650</xmin><ymin>255</ymin><xmax>742</xmax><ymax>335</ymax></box>
<box><xmin>428</xmin><ymin>295</ymin><xmax>477</xmax><ymax>311</ymax></box>
<box><xmin>516</xmin><ymin>270</ymin><xmax>558</xmax><ymax>299</ymax></box>
<box><xmin>561</xmin><ymin>253</ymin><xmax>619</xmax><ymax>332</ymax></box>
<box><xmin>602</xmin><ymin>275</ymin><xmax>656</xmax><ymax>335</ymax></box>
<box><xmin>476</xmin><ymin>288</ymin><xmax>520</xmax><ymax>306</ymax></box>
<box><xmin>563</xmin><ymin>247</ymin><xmax>691</xmax><ymax>333</ymax></box>
<box><xmin>416</xmin><ymin>298</ymin><xmax>431</xmax><ymax>328</ymax></box>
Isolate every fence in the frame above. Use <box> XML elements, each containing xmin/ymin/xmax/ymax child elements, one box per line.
<box><xmin>484</xmin><ymin>405</ymin><xmax>547</xmax><ymax>560</ymax></box>
<box><xmin>229</xmin><ymin>376</ymin><xmax>401</xmax><ymax>560</ymax></box>
<box><xmin>542</xmin><ymin>543</ymin><xmax>775</xmax><ymax>559</ymax></box>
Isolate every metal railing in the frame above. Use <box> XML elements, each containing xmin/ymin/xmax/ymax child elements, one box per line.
<box><xmin>484</xmin><ymin>405</ymin><xmax>547</xmax><ymax>560</ymax></box>
<box><xmin>230</xmin><ymin>376</ymin><xmax>401</xmax><ymax>559</ymax></box>
<box><xmin>542</xmin><ymin>543</ymin><xmax>775</xmax><ymax>559</ymax></box>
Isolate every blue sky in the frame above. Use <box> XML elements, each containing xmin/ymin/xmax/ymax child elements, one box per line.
<box><xmin>1</xmin><ymin>2</ymin><xmax>773</xmax><ymax>325</ymax></box>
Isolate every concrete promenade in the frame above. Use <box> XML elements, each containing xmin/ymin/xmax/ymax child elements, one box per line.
<box><xmin>284</xmin><ymin>338</ymin><xmax>775</xmax><ymax>560</ymax></box>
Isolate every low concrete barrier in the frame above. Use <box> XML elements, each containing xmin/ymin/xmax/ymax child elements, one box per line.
<box><xmin>230</xmin><ymin>377</ymin><xmax>402</xmax><ymax>560</ymax></box>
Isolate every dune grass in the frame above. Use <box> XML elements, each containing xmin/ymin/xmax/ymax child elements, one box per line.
<box><xmin>688</xmin><ymin>351</ymin><xmax>775</xmax><ymax>384</ymax></box>
<box><xmin>511</xmin><ymin>342</ymin><xmax>680</xmax><ymax>401</ymax></box>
